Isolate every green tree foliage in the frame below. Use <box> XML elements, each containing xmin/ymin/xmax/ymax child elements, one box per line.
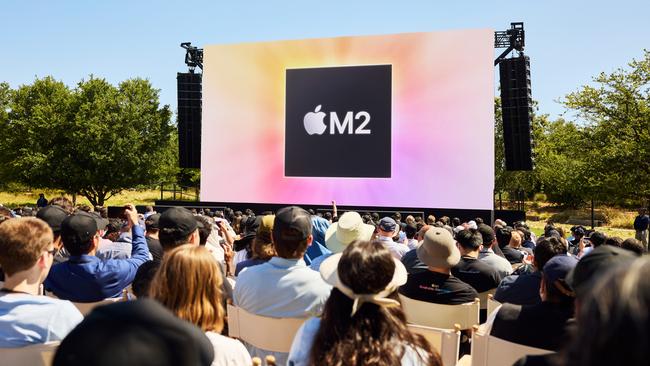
<box><xmin>564</xmin><ymin>50</ymin><xmax>650</xmax><ymax>205</ymax></box>
<box><xmin>0</xmin><ymin>76</ymin><xmax>177</xmax><ymax>206</ymax></box>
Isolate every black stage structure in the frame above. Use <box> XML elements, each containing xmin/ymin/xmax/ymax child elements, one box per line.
<box><xmin>162</xmin><ymin>25</ymin><xmax>532</xmax><ymax>225</ymax></box>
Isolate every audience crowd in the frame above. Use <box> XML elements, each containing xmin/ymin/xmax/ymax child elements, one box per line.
<box><xmin>0</xmin><ymin>198</ymin><xmax>647</xmax><ymax>366</ymax></box>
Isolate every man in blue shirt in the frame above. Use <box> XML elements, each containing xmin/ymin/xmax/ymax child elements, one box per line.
<box><xmin>234</xmin><ymin>206</ymin><xmax>331</xmax><ymax>365</ymax></box>
<box><xmin>45</xmin><ymin>204</ymin><xmax>149</xmax><ymax>302</ymax></box>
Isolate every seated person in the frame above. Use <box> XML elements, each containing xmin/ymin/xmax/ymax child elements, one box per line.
<box><xmin>309</xmin><ymin>211</ymin><xmax>374</xmax><ymax>271</ymax></box>
<box><xmin>235</xmin><ymin>215</ymin><xmax>276</xmax><ymax>276</ymax></box>
<box><xmin>400</xmin><ymin>227</ymin><xmax>478</xmax><ymax>304</ymax></box>
<box><xmin>53</xmin><ymin>299</ymin><xmax>214</xmax><ymax>366</ymax></box>
<box><xmin>485</xmin><ymin>255</ymin><xmax>577</xmax><ymax>351</ymax></box>
<box><xmin>494</xmin><ymin>237</ymin><xmax>567</xmax><ymax>305</ymax></box>
<box><xmin>234</xmin><ymin>206</ymin><xmax>331</xmax><ymax>365</ymax></box>
<box><xmin>151</xmin><ymin>245</ymin><xmax>251</xmax><ymax>365</ymax></box>
<box><xmin>451</xmin><ymin>229</ymin><xmax>502</xmax><ymax>293</ymax></box>
<box><xmin>478</xmin><ymin>224</ymin><xmax>513</xmax><ymax>278</ymax></box>
<box><xmin>288</xmin><ymin>240</ymin><xmax>441</xmax><ymax>366</ymax></box>
<box><xmin>400</xmin><ymin>225</ymin><xmax>431</xmax><ymax>275</ymax></box>
<box><xmin>0</xmin><ymin>218</ymin><xmax>83</xmax><ymax>347</ymax></box>
<box><xmin>496</xmin><ymin>227</ymin><xmax>524</xmax><ymax>264</ymax></box>
<box><xmin>45</xmin><ymin>204</ymin><xmax>150</xmax><ymax>302</ymax></box>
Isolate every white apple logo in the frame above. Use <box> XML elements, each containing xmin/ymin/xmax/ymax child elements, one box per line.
<box><xmin>303</xmin><ymin>105</ymin><xmax>327</xmax><ymax>135</ymax></box>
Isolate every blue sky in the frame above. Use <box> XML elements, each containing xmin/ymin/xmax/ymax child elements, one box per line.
<box><xmin>1</xmin><ymin>0</ymin><xmax>648</xmax><ymax>120</ymax></box>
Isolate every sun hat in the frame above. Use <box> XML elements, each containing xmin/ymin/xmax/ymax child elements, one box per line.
<box><xmin>325</xmin><ymin>211</ymin><xmax>375</xmax><ymax>253</ymax></box>
<box><xmin>319</xmin><ymin>251</ymin><xmax>407</xmax><ymax>316</ymax></box>
<box><xmin>416</xmin><ymin>227</ymin><xmax>461</xmax><ymax>268</ymax></box>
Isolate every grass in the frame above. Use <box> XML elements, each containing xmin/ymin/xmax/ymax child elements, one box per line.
<box><xmin>0</xmin><ymin>188</ymin><xmax>197</xmax><ymax>208</ymax></box>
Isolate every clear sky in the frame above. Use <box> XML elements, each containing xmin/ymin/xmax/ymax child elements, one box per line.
<box><xmin>2</xmin><ymin>0</ymin><xmax>648</xmax><ymax>120</ymax></box>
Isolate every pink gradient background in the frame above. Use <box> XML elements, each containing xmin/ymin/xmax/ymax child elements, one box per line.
<box><xmin>201</xmin><ymin>30</ymin><xmax>494</xmax><ymax>209</ymax></box>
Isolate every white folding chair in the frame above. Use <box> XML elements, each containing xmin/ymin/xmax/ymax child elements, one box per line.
<box><xmin>470</xmin><ymin>325</ymin><xmax>554</xmax><ymax>366</ymax></box>
<box><xmin>408</xmin><ymin>324</ymin><xmax>461</xmax><ymax>366</ymax></box>
<box><xmin>477</xmin><ymin>289</ymin><xmax>496</xmax><ymax>310</ymax></box>
<box><xmin>0</xmin><ymin>341</ymin><xmax>59</xmax><ymax>366</ymax></box>
<box><xmin>399</xmin><ymin>295</ymin><xmax>480</xmax><ymax>330</ymax></box>
<box><xmin>486</xmin><ymin>294</ymin><xmax>501</xmax><ymax>318</ymax></box>
<box><xmin>227</xmin><ymin>304</ymin><xmax>306</xmax><ymax>353</ymax></box>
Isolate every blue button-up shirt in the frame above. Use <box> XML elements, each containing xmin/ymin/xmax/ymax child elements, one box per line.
<box><xmin>234</xmin><ymin>256</ymin><xmax>332</xmax><ymax>365</ymax></box>
<box><xmin>45</xmin><ymin>225</ymin><xmax>150</xmax><ymax>302</ymax></box>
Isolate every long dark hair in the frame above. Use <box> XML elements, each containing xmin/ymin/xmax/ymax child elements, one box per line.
<box><xmin>309</xmin><ymin>240</ymin><xmax>441</xmax><ymax>366</ymax></box>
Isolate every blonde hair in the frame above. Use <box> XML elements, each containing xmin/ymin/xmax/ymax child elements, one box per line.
<box><xmin>0</xmin><ymin>218</ymin><xmax>53</xmax><ymax>275</ymax></box>
<box><xmin>150</xmin><ymin>245</ymin><xmax>224</xmax><ymax>332</ymax></box>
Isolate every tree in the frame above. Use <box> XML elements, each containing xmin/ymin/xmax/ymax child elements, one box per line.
<box><xmin>0</xmin><ymin>76</ymin><xmax>177</xmax><ymax>206</ymax></box>
<box><xmin>564</xmin><ymin>50</ymin><xmax>650</xmax><ymax>205</ymax></box>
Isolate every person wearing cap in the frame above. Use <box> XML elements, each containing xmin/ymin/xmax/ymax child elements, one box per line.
<box><xmin>36</xmin><ymin>204</ymin><xmax>70</xmax><ymax>264</ymax></box>
<box><xmin>477</xmin><ymin>224</ymin><xmax>513</xmax><ymax>278</ymax></box>
<box><xmin>308</xmin><ymin>211</ymin><xmax>375</xmax><ymax>271</ymax></box>
<box><xmin>494</xmin><ymin>237</ymin><xmax>568</xmax><ymax>306</ymax></box>
<box><xmin>288</xmin><ymin>240</ymin><xmax>442</xmax><ymax>366</ymax></box>
<box><xmin>377</xmin><ymin>217</ymin><xmax>408</xmax><ymax>260</ymax></box>
<box><xmin>36</xmin><ymin>193</ymin><xmax>48</xmax><ymax>208</ymax></box>
<box><xmin>144</xmin><ymin>213</ymin><xmax>163</xmax><ymax>262</ymax></box>
<box><xmin>484</xmin><ymin>254</ymin><xmax>578</xmax><ymax>351</ymax></box>
<box><xmin>0</xmin><ymin>217</ymin><xmax>83</xmax><ymax>347</ymax></box>
<box><xmin>44</xmin><ymin>204</ymin><xmax>150</xmax><ymax>302</ymax></box>
<box><xmin>400</xmin><ymin>225</ymin><xmax>432</xmax><ymax>275</ymax></box>
<box><xmin>451</xmin><ymin>229</ymin><xmax>503</xmax><ymax>294</ymax></box>
<box><xmin>399</xmin><ymin>227</ymin><xmax>478</xmax><ymax>305</ymax></box>
<box><xmin>131</xmin><ymin>206</ymin><xmax>201</xmax><ymax>298</ymax></box>
<box><xmin>234</xmin><ymin>206</ymin><xmax>331</xmax><ymax>365</ymax></box>
<box><xmin>53</xmin><ymin>299</ymin><xmax>215</xmax><ymax>366</ymax></box>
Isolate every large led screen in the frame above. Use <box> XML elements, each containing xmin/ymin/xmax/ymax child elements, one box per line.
<box><xmin>201</xmin><ymin>29</ymin><xmax>494</xmax><ymax>209</ymax></box>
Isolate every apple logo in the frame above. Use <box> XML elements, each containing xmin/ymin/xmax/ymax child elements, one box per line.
<box><xmin>303</xmin><ymin>105</ymin><xmax>327</xmax><ymax>135</ymax></box>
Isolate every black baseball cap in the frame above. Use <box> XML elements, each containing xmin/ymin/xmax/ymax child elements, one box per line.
<box><xmin>145</xmin><ymin>213</ymin><xmax>160</xmax><ymax>230</ymax></box>
<box><xmin>273</xmin><ymin>206</ymin><xmax>312</xmax><ymax>241</ymax></box>
<box><xmin>61</xmin><ymin>214</ymin><xmax>98</xmax><ymax>244</ymax></box>
<box><xmin>36</xmin><ymin>205</ymin><xmax>68</xmax><ymax>233</ymax></box>
<box><xmin>159</xmin><ymin>207</ymin><xmax>198</xmax><ymax>237</ymax></box>
<box><xmin>53</xmin><ymin>299</ymin><xmax>214</xmax><ymax>366</ymax></box>
<box><xmin>74</xmin><ymin>210</ymin><xmax>109</xmax><ymax>231</ymax></box>
<box><xmin>566</xmin><ymin>245</ymin><xmax>636</xmax><ymax>298</ymax></box>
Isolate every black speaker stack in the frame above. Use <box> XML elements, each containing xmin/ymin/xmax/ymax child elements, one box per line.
<box><xmin>499</xmin><ymin>55</ymin><xmax>534</xmax><ymax>171</ymax></box>
<box><xmin>177</xmin><ymin>72</ymin><xmax>202</xmax><ymax>169</ymax></box>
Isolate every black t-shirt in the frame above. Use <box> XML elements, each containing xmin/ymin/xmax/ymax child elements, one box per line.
<box><xmin>146</xmin><ymin>236</ymin><xmax>163</xmax><ymax>263</ymax></box>
<box><xmin>399</xmin><ymin>270</ymin><xmax>478</xmax><ymax>305</ymax></box>
<box><xmin>501</xmin><ymin>246</ymin><xmax>524</xmax><ymax>264</ymax></box>
<box><xmin>491</xmin><ymin>302</ymin><xmax>574</xmax><ymax>351</ymax></box>
<box><xmin>451</xmin><ymin>256</ymin><xmax>502</xmax><ymax>293</ymax></box>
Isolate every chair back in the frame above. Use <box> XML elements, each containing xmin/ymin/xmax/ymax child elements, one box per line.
<box><xmin>227</xmin><ymin>304</ymin><xmax>306</xmax><ymax>353</ymax></box>
<box><xmin>486</xmin><ymin>294</ymin><xmax>501</xmax><ymax>317</ymax></box>
<box><xmin>477</xmin><ymin>289</ymin><xmax>496</xmax><ymax>310</ymax></box>
<box><xmin>399</xmin><ymin>295</ymin><xmax>480</xmax><ymax>329</ymax></box>
<box><xmin>408</xmin><ymin>324</ymin><xmax>460</xmax><ymax>366</ymax></box>
<box><xmin>471</xmin><ymin>325</ymin><xmax>554</xmax><ymax>366</ymax></box>
<box><xmin>0</xmin><ymin>341</ymin><xmax>59</xmax><ymax>366</ymax></box>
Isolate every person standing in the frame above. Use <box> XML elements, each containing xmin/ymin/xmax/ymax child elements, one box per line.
<box><xmin>36</xmin><ymin>193</ymin><xmax>48</xmax><ymax>208</ymax></box>
<box><xmin>633</xmin><ymin>208</ymin><xmax>649</xmax><ymax>250</ymax></box>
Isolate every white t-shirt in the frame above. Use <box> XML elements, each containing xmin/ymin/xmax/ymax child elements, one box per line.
<box><xmin>0</xmin><ymin>292</ymin><xmax>83</xmax><ymax>348</ymax></box>
<box><xmin>288</xmin><ymin>317</ymin><xmax>431</xmax><ymax>366</ymax></box>
<box><xmin>205</xmin><ymin>331</ymin><xmax>252</xmax><ymax>366</ymax></box>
